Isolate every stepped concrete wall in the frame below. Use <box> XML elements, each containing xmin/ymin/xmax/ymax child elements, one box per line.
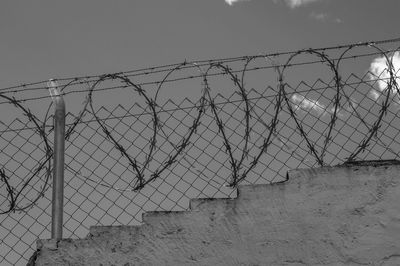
<box><xmin>32</xmin><ymin>161</ymin><xmax>400</xmax><ymax>265</ymax></box>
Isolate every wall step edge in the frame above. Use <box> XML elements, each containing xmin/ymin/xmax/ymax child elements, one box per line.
<box><xmin>33</xmin><ymin>162</ymin><xmax>400</xmax><ymax>266</ymax></box>
<box><xmin>189</xmin><ymin>197</ymin><xmax>235</xmax><ymax>211</ymax></box>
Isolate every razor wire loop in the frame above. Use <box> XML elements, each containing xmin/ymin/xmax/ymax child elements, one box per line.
<box><xmin>340</xmin><ymin>44</ymin><xmax>397</xmax><ymax>162</ymax></box>
<box><xmin>0</xmin><ymin>39</ymin><xmax>400</xmax><ymax>213</ymax></box>
<box><xmin>83</xmin><ymin>62</ymin><xmax>207</xmax><ymax>191</ymax></box>
<box><xmin>86</xmin><ymin>73</ymin><xmax>155</xmax><ymax>189</ymax></box>
<box><xmin>143</xmin><ymin>63</ymin><xmax>207</xmax><ymax>188</ymax></box>
<box><xmin>0</xmin><ymin>93</ymin><xmax>52</xmax><ymax>214</ymax></box>
<box><xmin>278</xmin><ymin>49</ymin><xmax>342</xmax><ymax>166</ymax></box>
<box><xmin>203</xmin><ymin>62</ymin><xmax>252</xmax><ymax>186</ymax></box>
<box><xmin>0</xmin><ymin>78</ymin><xmax>87</xmax><ymax>214</ymax></box>
<box><xmin>233</xmin><ymin>56</ymin><xmax>285</xmax><ymax>186</ymax></box>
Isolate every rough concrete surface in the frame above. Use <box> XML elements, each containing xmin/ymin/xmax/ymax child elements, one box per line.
<box><xmin>32</xmin><ymin>161</ymin><xmax>400</xmax><ymax>265</ymax></box>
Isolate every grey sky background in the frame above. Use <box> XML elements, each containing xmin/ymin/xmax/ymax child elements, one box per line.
<box><xmin>1</xmin><ymin>1</ymin><xmax>400</xmax><ymax>265</ymax></box>
<box><xmin>1</xmin><ymin>0</ymin><xmax>399</xmax><ymax>89</ymax></box>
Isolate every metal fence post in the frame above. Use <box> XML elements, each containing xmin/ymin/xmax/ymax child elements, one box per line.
<box><xmin>48</xmin><ymin>79</ymin><xmax>65</xmax><ymax>240</ymax></box>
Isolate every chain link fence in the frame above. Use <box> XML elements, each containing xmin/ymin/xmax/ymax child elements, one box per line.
<box><xmin>1</xmin><ymin>40</ymin><xmax>400</xmax><ymax>265</ymax></box>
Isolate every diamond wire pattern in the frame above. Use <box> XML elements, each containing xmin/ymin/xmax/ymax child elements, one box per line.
<box><xmin>1</xmin><ymin>78</ymin><xmax>400</xmax><ymax>265</ymax></box>
<box><xmin>0</xmin><ymin>117</ymin><xmax>53</xmax><ymax>265</ymax></box>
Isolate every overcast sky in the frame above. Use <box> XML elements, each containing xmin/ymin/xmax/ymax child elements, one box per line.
<box><xmin>0</xmin><ymin>0</ymin><xmax>399</xmax><ymax>88</ymax></box>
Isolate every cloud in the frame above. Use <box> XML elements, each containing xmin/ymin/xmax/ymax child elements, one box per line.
<box><xmin>281</xmin><ymin>0</ymin><xmax>321</xmax><ymax>8</ymax></box>
<box><xmin>368</xmin><ymin>51</ymin><xmax>400</xmax><ymax>100</ymax></box>
<box><xmin>291</xmin><ymin>94</ymin><xmax>327</xmax><ymax>116</ymax></box>
<box><xmin>334</xmin><ymin>18</ymin><xmax>342</xmax><ymax>23</ymax></box>
<box><xmin>226</xmin><ymin>0</ymin><xmax>322</xmax><ymax>7</ymax></box>
<box><xmin>309</xmin><ymin>12</ymin><xmax>342</xmax><ymax>23</ymax></box>
<box><xmin>224</xmin><ymin>0</ymin><xmax>251</xmax><ymax>5</ymax></box>
<box><xmin>310</xmin><ymin>12</ymin><xmax>328</xmax><ymax>21</ymax></box>
<box><xmin>291</xmin><ymin>94</ymin><xmax>351</xmax><ymax>118</ymax></box>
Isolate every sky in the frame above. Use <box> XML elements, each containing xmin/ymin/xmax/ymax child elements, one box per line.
<box><xmin>0</xmin><ymin>0</ymin><xmax>399</xmax><ymax>88</ymax></box>
<box><xmin>1</xmin><ymin>1</ymin><xmax>400</xmax><ymax>265</ymax></box>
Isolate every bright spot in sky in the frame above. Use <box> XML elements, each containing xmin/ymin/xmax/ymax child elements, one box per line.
<box><xmin>283</xmin><ymin>0</ymin><xmax>321</xmax><ymax>8</ymax></box>
<box><xmin>291</xmin><ymin>94</ymin><xmax>327</xmax><ymax>116</ymax></box>
<box><xmin>225</xmin><ymin>0</ymin><xmax>322</xmax><ymax>8</ymax></box>
<box><xmin>368</xmin><ymin>51</ymin><xmax>400</xmax><ymax>100</ymax></box>
<box><xmin>224</xmin><ymin>0</ymin><xmax>250</xmax><ymax>5</ymax></box>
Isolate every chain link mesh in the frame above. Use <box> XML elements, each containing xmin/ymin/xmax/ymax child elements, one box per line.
<box><xmin>1</xmin><ymin>41</ymin><xmax>400</xmax><ymax>265</ymax></box>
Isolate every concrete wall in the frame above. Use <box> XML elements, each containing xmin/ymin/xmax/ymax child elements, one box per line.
<box><xmin>32</xmin><ymin>161</ymin><xmax>400</xmax><ymax>265</ymax></box>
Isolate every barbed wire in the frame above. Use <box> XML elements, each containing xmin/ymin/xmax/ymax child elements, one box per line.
<box><xmin>0</xmin><ymin>39</ymin><xmax>400</xmax><ymax>215</ymax></box>
<box><xmin>0</xmin><ymin>75</ymin><xmax>395</xmax><ymax>134</ymax></box>
<box><xmin>1</xmin><ymin>36</ymin><xmax>399</xmax><ymax>96</ymax></box>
